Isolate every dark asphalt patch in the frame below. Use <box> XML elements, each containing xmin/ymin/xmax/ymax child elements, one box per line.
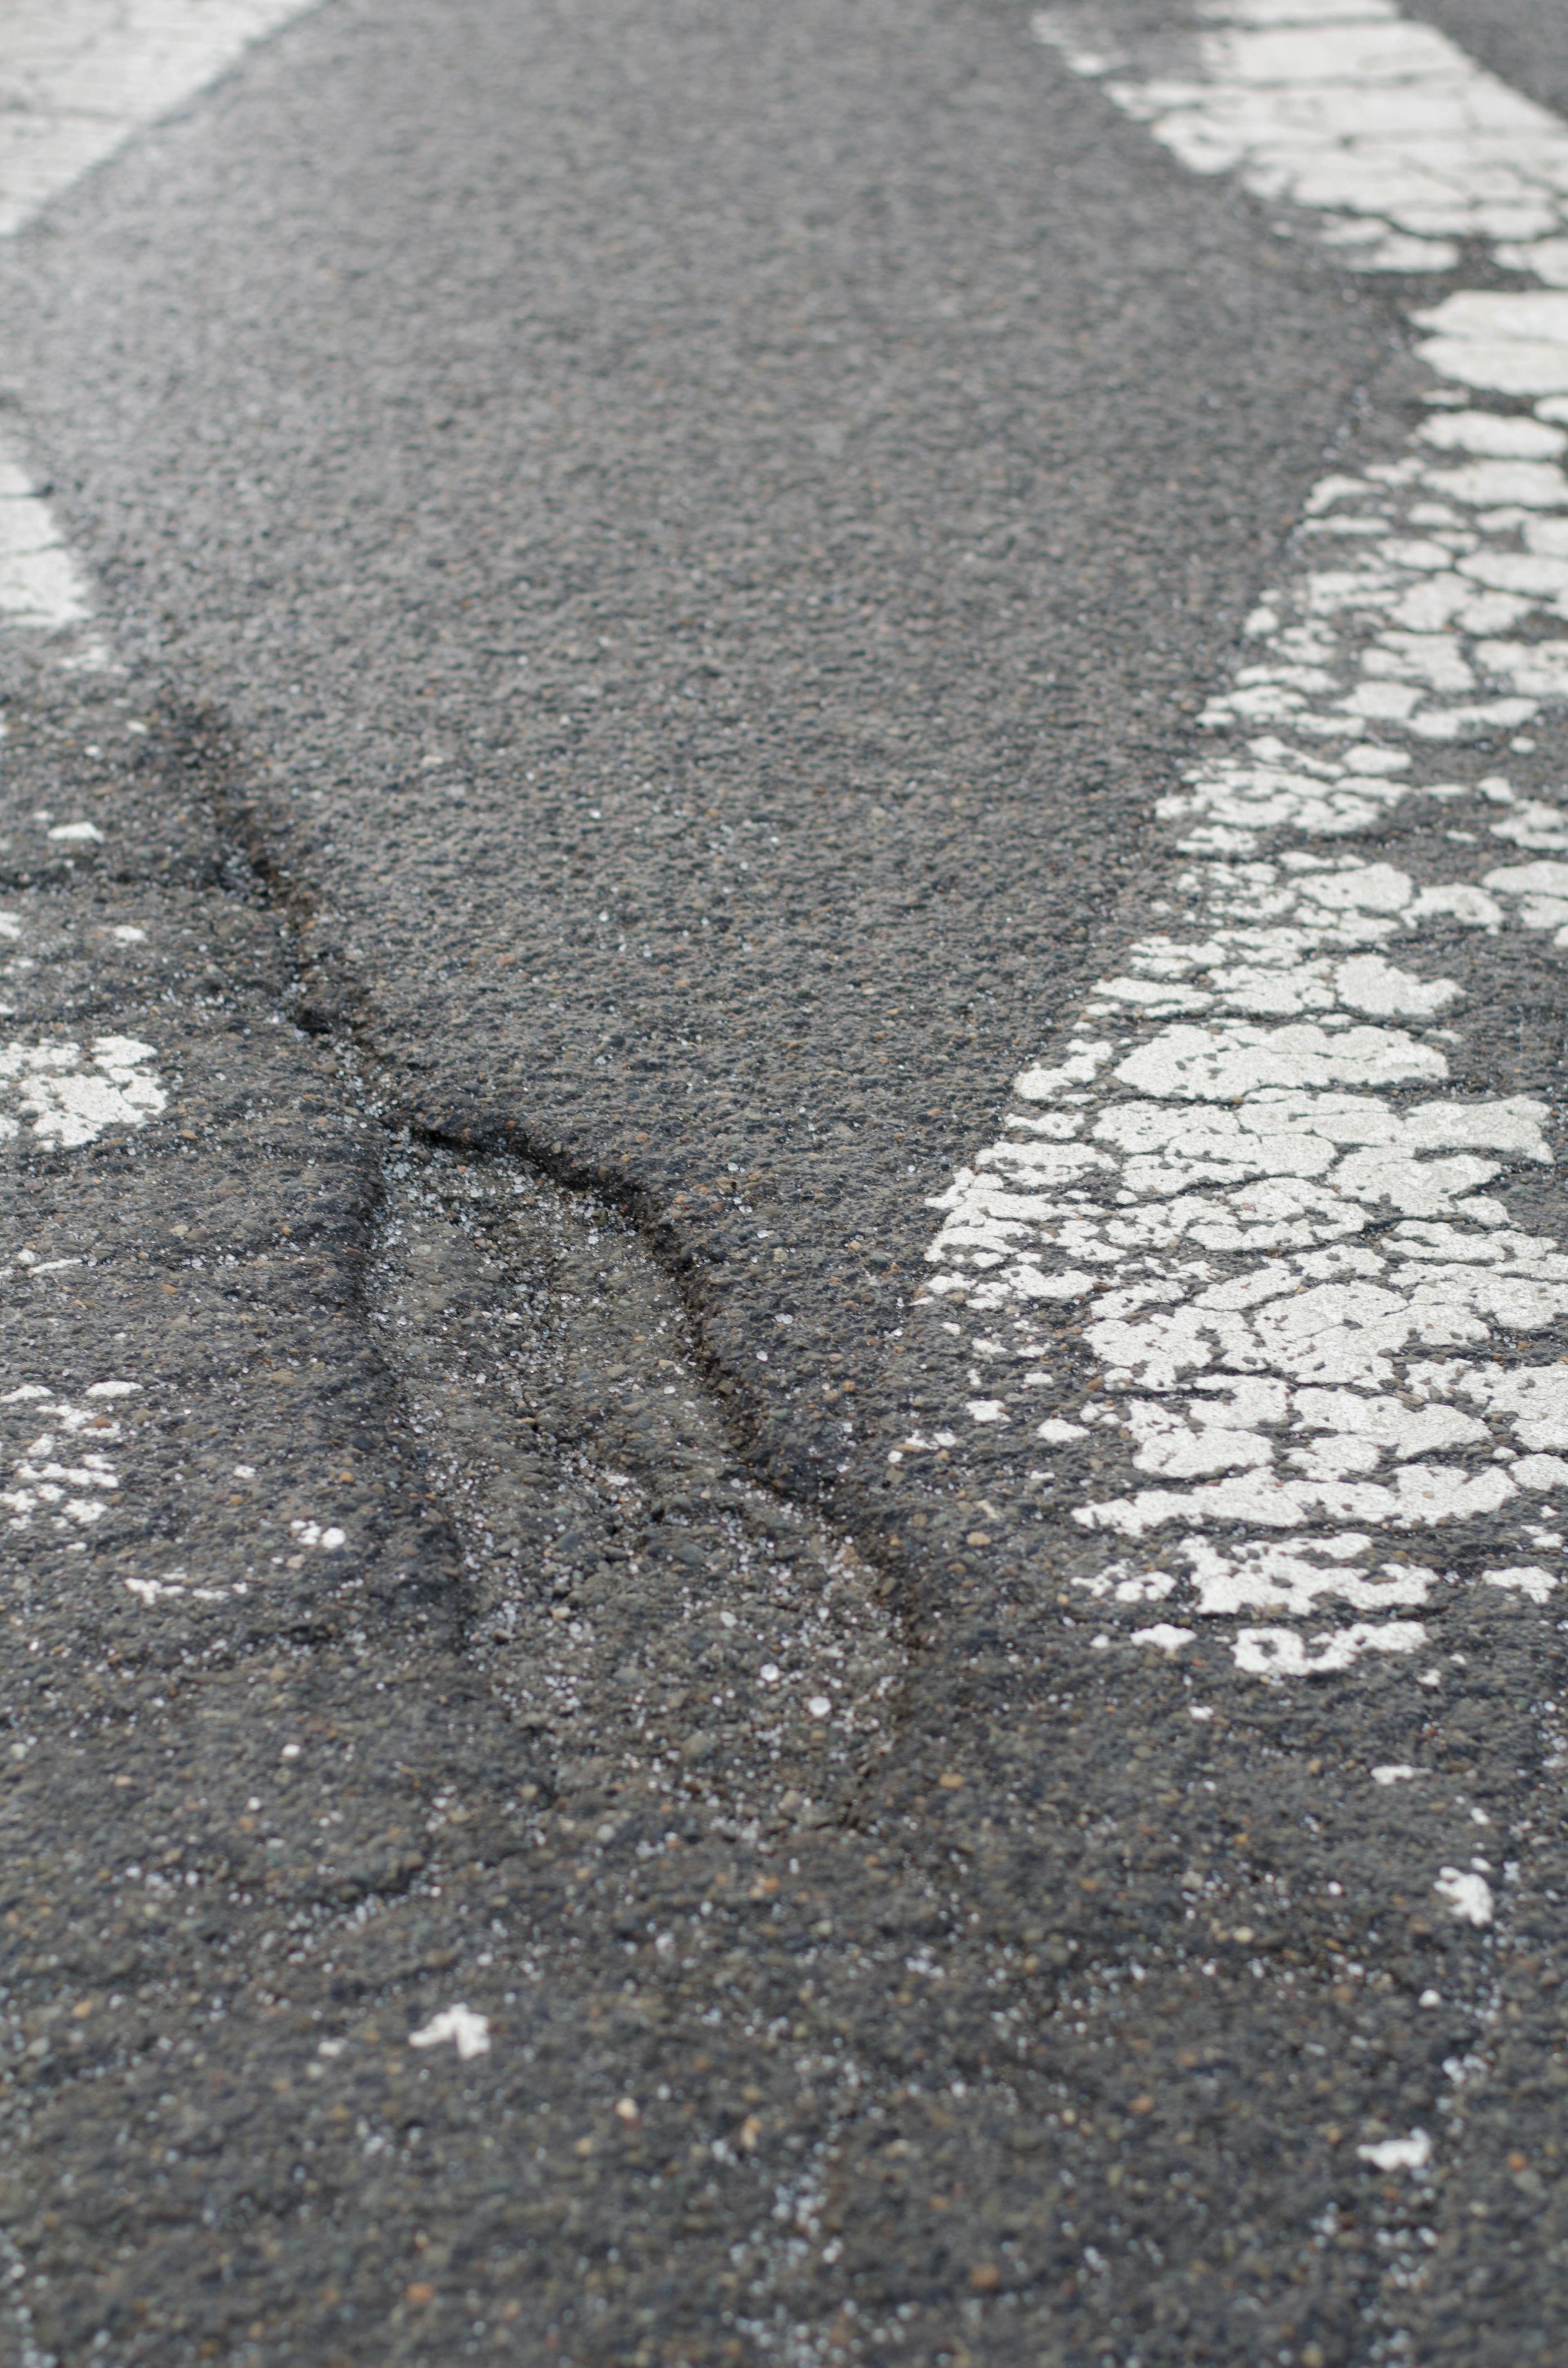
<box><xmin>1408</xmin><ymin>0</ymin><xmax>1568</xmax><ymax>122</ymax></box>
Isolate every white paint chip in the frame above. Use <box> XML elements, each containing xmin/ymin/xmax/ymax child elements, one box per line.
<box><xmin>1483</xmin><ymin>1564</ymin><xmax>1557</xmax><ymax>1603</ymax></box>
<box><xmin>1130</xmin><ymin>1624</ymin><xmax>1194</xmax><ymax>1654</ymax></box>
<box><xmin>1357</xmin><ymin>2129</ymin><xmax>1432</xmax><ymax>2173</ymax></box>
<box><xmin>1434</xmin><ymin>1866</ymin><xmax>1494</xmax><ymax>1926</ymax></box>
<box><xmin>288</xmin><ymin>1518</ymin><xmax>346</xmax><ymax>1551</ymax></box>
<box><xmin>408</xmin><ymin>2004</ymin><xmax>492</xmax><ymax>2060</ymax></box>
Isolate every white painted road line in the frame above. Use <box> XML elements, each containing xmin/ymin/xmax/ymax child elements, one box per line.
<box><xmin>0</xmin><ymin>448</ymin><xmax>95</xmax><ymax>640</ymax></box>
<box><xmin>912</xmin><ymin>6</ymin><xmax>1568</xmax><ymax>2231</ymax></box>
<box><xmin>1033</xmin><ymin>0</ymin><xmax>1568</xmax><ymax>277</ymax></box>
<box><xmin>0</xmin><ymin>2</ymin><xmax>317</xmax><ymax>1407</ymax></box>
<box><xmin>916</xmin><ymin>0</ymin><xmax>1568</xmax><ymax>1690</ymax></box>
<box><xmin>0</xmin><ymin>0</ymin><xmax>318</xmax><ymax>649</ymax></box>
<box><xmin>0</xmin><ymin>0</ymin><xmax>314</xmax><ymax>238</ymax></box>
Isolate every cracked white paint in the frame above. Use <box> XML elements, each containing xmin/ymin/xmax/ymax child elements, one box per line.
<box><xmin>0</xmin><ymin>0</ymin><xmax>318</xmax><ymax>649</ymax></box>
<box><xmin>910</xmin><ymin>2</ymin><xmax>1568</xmax><ymax>1689</ymax></box>
<box><xmin>0</xmin><ymin>1035</ymin><xmax>166</xmax><ymax>1144</ymax></box>
<box><xmin>1035</xmin><ymin>1</ymin><xmax>1568</xmax><ymax>797</ymax></box>
<box><xmin>1033</xmin><ymin>0</ymin><xmax>1568</xmax><ymax>273</ymax></box>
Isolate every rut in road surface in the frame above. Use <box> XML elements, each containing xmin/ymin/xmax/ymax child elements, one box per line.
<box><xmin>367</xmin><ymin>1140</ymin><xmax>905</xmax><ymax>1839</ymax></box>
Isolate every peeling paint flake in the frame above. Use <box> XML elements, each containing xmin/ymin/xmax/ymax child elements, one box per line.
<box><xmin>409</xmin><ymin>2004</ymin><xmax>492</xmax><ymax>2060</ymax></box>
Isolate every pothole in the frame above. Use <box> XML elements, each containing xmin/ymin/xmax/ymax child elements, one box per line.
<box><xmin>368</xmin><ymin>1138</ymin><xmax>905</xmax><ymax>1836</ymax></box>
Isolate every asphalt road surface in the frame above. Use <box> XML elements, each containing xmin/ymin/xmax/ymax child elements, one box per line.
<box><xmin>6</xmin><ymin>3</ymin><xmax>1568</xmax><ymax>2364</ymax></box>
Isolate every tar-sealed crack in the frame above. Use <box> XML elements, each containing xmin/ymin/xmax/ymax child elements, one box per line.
<box><xmin>368</xmin><ymin>1141</ymin><xmax>904</xmax><ymax>1837</ymax></box>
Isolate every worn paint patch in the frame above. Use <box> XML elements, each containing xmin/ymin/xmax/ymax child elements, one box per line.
<box><xmin>408</xmin><ymin>2003</ymin><xmax>491</xmax><ymax>2060</ymax></box>
<box><xmin>0</xmin><ymin>1378</ymin><xmax>136</xmax><ymax>1542</ymax></box>
<box><xmin>0</xmin><ymin>1035</ymin><xmax>166</xmax><ymax>1144</ymax></box>
<box><xmin>0</xmin><ymin>0</ymin><xmax>318</xmax><ymax>239</ymax></box>
<box><xmin>0</xmin><ymin>0</ymin><xmax>320</xmax><ymax>652</ymax></box>
<box><xmin>913</xmin><ymin>4</ymin><xmax>1568</xmax><ymax>1689</ymax></box>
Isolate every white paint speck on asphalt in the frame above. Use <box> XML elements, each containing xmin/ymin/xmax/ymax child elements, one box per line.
<box><xmin>0</xmin><ymin>0</ymin><xmax>319</xmax><ymax>651</ymax></box>
<box><xmin>1434</xmin><ymin>1866</ymin><xmax>1495</xmax><ymax>1926</ymax></box>
<box><xmin>408</xmin><ymin>2004</ymin><xmax>492</xmax><ymax>2060</ymax></box>
<box><xmin>1358</xmin><ymin>2129</ymin><xmax>1432</xmax><ymax>2173</ymax></box>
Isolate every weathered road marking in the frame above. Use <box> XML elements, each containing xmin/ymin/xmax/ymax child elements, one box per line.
<box><xmin>0</xmin><ymin>1030</ymin><xmax>165</xmax><ymax>1144</ymax></box>
<box><xmin>916</xmin><ymin>0</ymin><xmax>1568</xmax><ymax>1685</ymax></box>
<box><xmin>0</xmin><ymin>0</ymin><xmax>318</xmax><ymax>649</ymax></box>
<box><xmin>0</xmin><ymin>1377</ymin><xmax>137</xmax><ymax>1549</ymax></box>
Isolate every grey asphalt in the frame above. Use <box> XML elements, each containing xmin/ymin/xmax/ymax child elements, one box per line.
<box><xmin>2</xmin><ymin>3</ymin><xmax>1568</xmax><ymax>2364</ymax></box>
<box><xmin>1409</xmin><ymin>0</ymin><xmax>1568</xmax><ymax>117</ymax></box>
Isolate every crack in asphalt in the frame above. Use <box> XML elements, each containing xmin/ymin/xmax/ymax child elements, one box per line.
<box><xmin>9</xmin><ymin>1</ymin><xmax>1568</xmax><ymax>2358</ymax></box>
<box><xmin>367</xmin><ymin>1139</ymin><xmax>906</xmax><ymax>1837</ymax></box>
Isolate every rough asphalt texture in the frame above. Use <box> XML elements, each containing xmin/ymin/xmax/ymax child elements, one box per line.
<box><xmin>4</xmin><ymin>2</ymin><xmax>1568</xmax><ymax>2363</ymax></box>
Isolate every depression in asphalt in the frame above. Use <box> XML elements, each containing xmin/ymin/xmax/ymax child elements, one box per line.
<box><xmin>10</xmin><ymin>1</ymin><xmax>1568</xmax><ymax>2362</ymax></box>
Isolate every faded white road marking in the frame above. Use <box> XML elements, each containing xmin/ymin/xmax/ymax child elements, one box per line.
<box><xmin>0</xmin><ymin>1378</ymin><xmax>136</xmax><ymax>1541</ymax></box>
<box><xmin>0</xmin><ymin>0</ymin><xmax>315</xmax><ymax>236</ymax></box>
<box><xmin>0</xmin><ymin>449</ymin><xmax>95</xmax><ymax>639</ymax></box>
<box><xmin>2</xmin><ymin>1364</ymin><xmax>356</xmax><ymax>1602</ymax></box>
<box><xmin>1033</xmin><ymin>0</ymin><xmax>1568</xmax><ymax>274</ymax></box>
<box><xmin>0</xmin><ymin>1033</ymin><xmax>166</xmax><ymax>1144</ymax></box>
<box><xmin>0</xmin><ymin>0</ymin><xmax>319</xmax><ymax>649</ymax></box>
<box><xmin>1034</xmin><ymin>2</ymin><xmax>1568</xmax><ymax>767</ymax></box>
<box><xmin>3</xmin><ymin>825</ymin><xmax>174</xmax><ymax>1145</ymax></box>
<box><xmin>913</xmin><ymin>2</ymin><xmax>1568</xmax><ymax>1690</ymax></box>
